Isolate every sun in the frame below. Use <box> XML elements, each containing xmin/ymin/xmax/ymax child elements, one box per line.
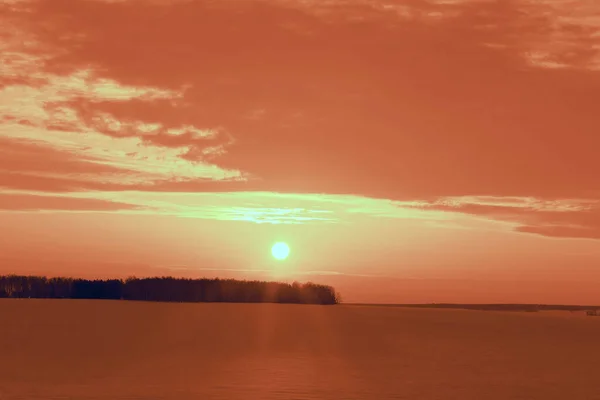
<box><xmin>271</xmin><ymin>242</ymin><xmax>290</xmax><ymax>260</ymax></box>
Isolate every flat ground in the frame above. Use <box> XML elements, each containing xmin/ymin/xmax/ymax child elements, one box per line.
<box><xmin>1</xmin><ymin>300</ymin><xmax>598</xmax><ymax>399</ymax></box>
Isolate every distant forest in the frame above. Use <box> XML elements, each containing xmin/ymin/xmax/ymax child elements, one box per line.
<box><xmin>0</xmin><ymin>275</ymin><xmax>340</xmax><ymax>305</ymax></box>
<box><xmin>357</xmin><ymin>303</ymin><xmax>600</xmax><ymax>312</ymax></box>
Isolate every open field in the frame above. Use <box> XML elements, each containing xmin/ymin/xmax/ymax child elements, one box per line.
<box><xmin>1</xmin><ymin>300</ymin><xmax>599</xmax><ymax>400</ymax></box>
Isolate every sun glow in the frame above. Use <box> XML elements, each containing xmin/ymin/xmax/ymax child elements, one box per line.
<box><xmin>271</xmin><ymin>242</ymin><xmax>290</xmax><ymax>260</ymax></box>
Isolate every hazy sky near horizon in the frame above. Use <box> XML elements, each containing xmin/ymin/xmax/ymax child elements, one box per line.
<box><xmin>1</xmin><ymin>0</ymin><xmax>599</xmax><ymax>304</ymax></box>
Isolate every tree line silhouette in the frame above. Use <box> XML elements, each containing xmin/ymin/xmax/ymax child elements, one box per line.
<box><xmin>368</xmin><ymin>303</ymin><xmax>600</xmax><ymax>312</ymax></box>
<box><xmin>0</xmin><ymin>275</ymin><xmax>340</xmax><ymax>305</ymax></box>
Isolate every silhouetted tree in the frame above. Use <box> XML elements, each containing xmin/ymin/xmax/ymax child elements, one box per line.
<box><xmin>0</xmin><ymin>275</ymin><xmax>340</xmax><ymax>305</ymax></box>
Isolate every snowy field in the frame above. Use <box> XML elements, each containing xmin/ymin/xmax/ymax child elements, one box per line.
<box><xmin>1</xmin><ymin>299</ymin><xmax>598</xmax><ymax>399</ymax></box>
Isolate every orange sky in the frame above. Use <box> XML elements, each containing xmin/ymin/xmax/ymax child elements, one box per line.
<box><xmin>1</xmin><ymin>0</ymin><xmax>599</xmax><ymax>304</ymax></box>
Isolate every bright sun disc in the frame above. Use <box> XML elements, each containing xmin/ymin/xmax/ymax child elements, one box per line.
<box><xmin>271</xmin><ymin>242</ymin><xmax>290</xmax><ymax>260</ymax></box>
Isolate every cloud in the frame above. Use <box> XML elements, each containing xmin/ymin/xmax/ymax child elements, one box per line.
<box><xmin>516</xmin><ymin>225</ymin><xmax>600</xmax><ymax>240</ymax></box>
<box><xmin>6</xmin><ymin>190</ymin><xmax>456</xmax><ymax>226</ymax></box>
<box><xmin>0</xmin><ymin>137</ymin><xmax>140</xmax><ymax>191</ymax></box>
<box><xmin>0</xmin><ymin>0</ymin><xmax>599</xmax><ymax>241</ymax></box>
<box><xmin>0</xmin><ymin>192</ymin><xmax>138</xmax><ymax>211</ymax></box>
<box><xmin>518</xmin><ymin>0</ymin><xmax>600</xmax><ymax>71</ymax></box>
<box><xmin>267</xmin><ymin>0</ymin><xmax>600</xmax><ymax>72</ymax></box>
<box><xmin>12</xmin><ymin>0</ymin><xmax>595</xmax><ymax>197</ymax></box>
<box><xmin>0</xmin><ymin>134</ymin><xmax>241</xmax><ymax>192</ymax></box>
<box><xmin>0</xmin><ymin>2</ymin><xmax>241</xmax><ymax>190</ymax></box>
<box><xmin>412</xmin><ymin>196</ymin><xmax>600</xmax><ymax>240</ymax></box>
<box><xmin>0</xmin><ymin>137</ymin><xmax>124</xmax><ymax>175</ymax></box>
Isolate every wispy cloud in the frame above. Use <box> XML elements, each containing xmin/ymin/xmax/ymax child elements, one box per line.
<box><xmin>1</xmin><ymin>0</ymin><xmax>599</xmax><ymax>242</ymax></box>
<box><xmin>518</xmin><ymin>0</ymin><xmax>600</xmax><ymax>71</ymax></box>
<box><xmin>412</xmin><ymin>196</ymin><xmax>600</xmax><ymax>240</ymax></box>
<box><xmin>0</xmin><ymin>2</ymin><xmax>240</xmax><ymax>189</ymax></box>
<box><xmin>0</xmin><ymin>192</ymin><xmax>138</xmax><ymax>211</ymax></box>
<box><xmin>0</xmin><ymin>190</ymin><xmax>464</xmax><ymax>227</ymax></box>
<box><xmin>271</xmin><ymin>0</ymin><xmax>600</xmax><ymax>71</ymax></box>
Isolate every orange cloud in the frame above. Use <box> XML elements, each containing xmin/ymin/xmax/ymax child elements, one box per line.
<box><xmin>0</xmin><ymin>137</ymin><xmax>138</xmax><ymax>191</ymax></box>
<box><xmin>1</xmin><ymin>0</ymin><xmax>599</xmax><ymax>242</ymax></box>
<box><xmin>0</xmin><ymin>192</ymin><xmax>138</xmax><ymax>211</ymax></box>
<box><xmin>412</xmin><ymin>196</ymin><xmax>600</xmax><ymax>240</ymax></box>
